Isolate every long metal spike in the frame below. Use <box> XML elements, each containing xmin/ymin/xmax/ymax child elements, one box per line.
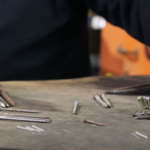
<box><xmin>0</xmin><ymin>108</ymin><xmax>40</xmax><ymax>113</ymax></box>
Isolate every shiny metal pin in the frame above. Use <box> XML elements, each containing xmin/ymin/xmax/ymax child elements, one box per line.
<box><xmin>72</xmin><ymin>101</ymin><xmax>79</xmax><ymax>114</ymax></box>
<box><xmin>100</xmin><ymin>94</ymin><xmax>111</xmax><ymax>107</ymax></box>
<box><xmin>32</xmin><ymin>125</ymin><xmax>44</xmax><ymax>132</ymax></box>
<box><xmin>0</xmin><ymin>108</ymin><xmax>40</xmax><ymax>113</ymax></box>
<box><xmin>0</xmin><ymin>114</ymin><xmax>50</xmax><ymax>123</ymax></box>
<box><xmin>94</xmin><ymin>94</ymin><xmax>107</xmax><ymax>108</ymax></box>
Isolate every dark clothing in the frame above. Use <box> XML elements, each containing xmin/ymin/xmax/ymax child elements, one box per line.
<box><xmin>0</xmin><ymin>0</ymin><xmax>149</xmax><ymax>80</ymax></box>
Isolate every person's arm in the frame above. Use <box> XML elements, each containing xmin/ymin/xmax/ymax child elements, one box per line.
<box><xmin>83</xmin><ymin>0</ymin><xmax>150</xmax><ymax>46</ymax></box>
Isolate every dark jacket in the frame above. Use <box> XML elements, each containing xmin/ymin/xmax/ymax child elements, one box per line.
<box><xmin>0</xmin><ymin>0</ymin><xmax>148</xmax><ymax>80</ymax></box>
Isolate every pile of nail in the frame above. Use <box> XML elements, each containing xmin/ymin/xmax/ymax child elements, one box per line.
<box><xmin>94</xmin><ymin>94</ymin><xmax>112</xmax><ymax>108</ymax></box>
<box><xmin>138</xmin><ymin>96</ymin><xmax>150</xmax><ymax>109</ymax></box>
<box><xmin>132</xmin><ymin>110</ymin><xmax>150</xmax><ymax>119</ymax></box>
<box><xmin>17</xmin><ymin>125</ymin><xmax>44</xmax><ymax>132</ymax></box>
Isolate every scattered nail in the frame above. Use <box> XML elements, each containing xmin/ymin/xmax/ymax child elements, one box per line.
<box><xmin>84</xmin><ymin>118</ymin><xmax>104</xmax><ymax>127</ymax></box>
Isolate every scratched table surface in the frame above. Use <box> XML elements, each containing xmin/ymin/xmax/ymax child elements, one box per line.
<box><xmin>0</xmin><ymin>76</ymin><xmax>150</xmax><ymax>150</ymax></box>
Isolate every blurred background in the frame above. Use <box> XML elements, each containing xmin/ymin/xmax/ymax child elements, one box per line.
<box><xmin>88</xmin><ymin>10</ymin><xmax>150</xmax><ymax>77</ymax></box>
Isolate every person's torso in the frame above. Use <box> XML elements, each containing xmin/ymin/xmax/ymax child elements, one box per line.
<box><xmin>0</xmin><ymin>0</ymin><xmax>91</xmax><ymax>80</ymax></box>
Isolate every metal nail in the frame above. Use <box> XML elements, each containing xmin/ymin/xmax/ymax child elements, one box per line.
<box><xmin>84</xmin><ymin>118</ymin><xmax>104</xmax><ymax>127</ymax></box>
<box><xmin>17</xmin><ymin>125</ymin><xmax>33</xmax><ymax>131</ymax></box>
<box><xmin>0</xmin><ymin>90</ymin><xmax>14</xmax><ymax>106</ymax></box>
<box><xmin>100</xmin><ymin>94</ymin><xmax>111</xmax><ymax>107</ymax></box>
<box><xmin>132</xmin><ymin>133</ymin><xmax>140</xmax><ymax>139</ymax></box>
<box><xmin>0</xmin><ymin>102</ymin><xmax>6</xmax><ymax>108</ymax></box>
<box><xmin>135</xmin><ymin>131</ymin><xmax>148</xmax><ymax>139</ymax></box>
<box><xmin>0</xmin><ymin>96</ymin><xmax>9</xmax><ymax>107</ymax></box>
<box><xmin>72</xmin><ymin>101</ymin><xmax>79</xmax><ymax>114</ymax></box>
<box><xmin>26</xmin><ymin>126</ymin><xmax>41</xmax><ymax>132</ymax></box>
<box><xmin>94</xmin><ymin>94</ymin><xmax>107</xmax><ymax>108</ymax></box>
<box><xmin>146</xmin><ymin>97</ymin><xmax>150</xmax><ymax>109</ymax></box>
<box><xmin>138</xmin><ymin>96</ymin><xmax>146</xmax><ymax>109</ymax></box>
<box><xmin>32</xmin><ymin>125</ymin><xmax>44</xmax><ymax>132</ymax></box>
<box><xmin>0</xmin><ymin>114</ymin><xmax>50</xmax><ymax>123</ymax></box>
<box><xmin>143</xmin><ymin>96</ymin><xmax>149</xmax><ymax>109</ymax></box>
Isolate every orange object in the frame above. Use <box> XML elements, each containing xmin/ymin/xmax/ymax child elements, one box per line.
<box><xmin>100</xmin><ymin>21</ymin><xmax>150</xmax><ymax>76</ymax></box>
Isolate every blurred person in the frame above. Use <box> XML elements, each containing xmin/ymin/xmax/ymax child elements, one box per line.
<box><xmin>0</xmin><ymin>0</ymin><xmax>149</xmax><ymax>80</ymax></box>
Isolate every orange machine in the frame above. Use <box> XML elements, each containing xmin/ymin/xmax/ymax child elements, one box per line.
<box><xmin>100</xmin><ymin>22</ymin><xmax>150</xmax><ymax>76</ymax></box>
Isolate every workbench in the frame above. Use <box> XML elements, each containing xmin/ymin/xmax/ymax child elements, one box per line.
<box><xmin>0</xmin><ymin>76</ymin><xmax>150</xmax><ymax>150</ymax></box>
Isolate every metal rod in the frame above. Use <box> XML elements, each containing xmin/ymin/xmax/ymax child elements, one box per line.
<box><xmin>0</xmin><ymin>115</ymin><xmax>50</xmax><ymax>123</ymax></box>
<box><xmin>0</xmin><ymin>114</ymin><xmax>48</xmax><ymax>119</ymax></box>
<box><xmin>0</xmin><ymin>108</ymin><xmax>40</xmax><ymax>113</ymax></box>
<box><xmin>105</xmin><ymin>82</ymin><xmax>150</xmax><ymax>94</ymax></box>
<box><xmin>134</xmin><ymin>116</ymin><xmax>150</xmax><ymax>119</ymax></box>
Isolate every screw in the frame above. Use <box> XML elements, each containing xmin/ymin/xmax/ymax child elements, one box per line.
<box><xmin>84</xmin><ymin>118</ymin><xmax>104</xmax><ymax>127</ymax></box>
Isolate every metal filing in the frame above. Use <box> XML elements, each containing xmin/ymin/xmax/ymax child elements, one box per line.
<box><xmin>72</xmin><ymin>101</ymin><xmax>79</xmax><ymax>114</ymax></box>
<box><xmin>100</xmin><ymin>93</ymin><xmax>111</xmax><ymax>107</ymax></box>
<box><xmin>84</xmin><ymin>118</ymin><xmax>104</xmax><ymax>127</ymax></box>
<box><xmin>94</xmin><ymin>94</ymin><xmax>107</xmax><ymax>108</ymax></box>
